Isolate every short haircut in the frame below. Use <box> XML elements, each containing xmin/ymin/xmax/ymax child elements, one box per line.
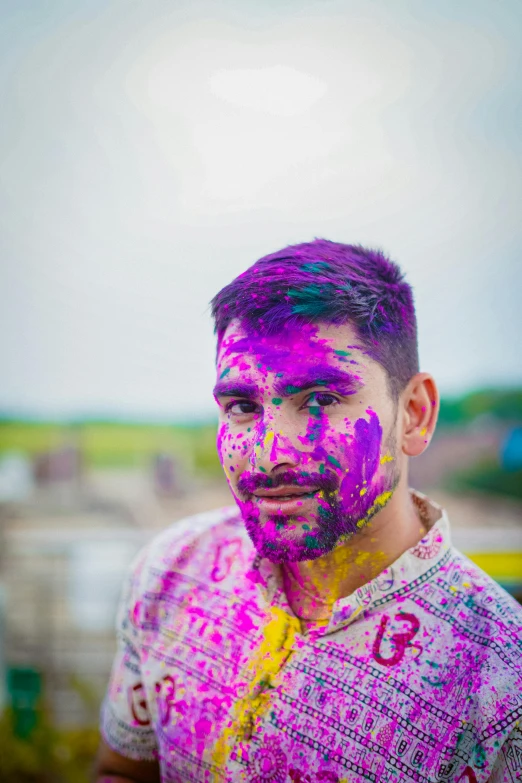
<box><xmin>210</xmin><ymin>238</ymin><xmax>419</xmax><ymax>400</ymax></box>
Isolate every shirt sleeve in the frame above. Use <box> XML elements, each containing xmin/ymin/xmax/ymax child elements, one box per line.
<box><xmin>488</xmin><ymin>723</ymin><xmax>522</xmax><ymax>782</ymax></box>
<box><xmin>99</xmin><ymin>545</ymin><xmax>159</xmax><ymax>762</ymax></box>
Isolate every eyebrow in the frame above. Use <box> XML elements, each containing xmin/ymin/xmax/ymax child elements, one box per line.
<box><xmin>213</xmin><ymin>380</ymin><xmax>260</xmax><ymax>400</ymax></box>
<box><xmin>213</xmin><ymin>365</ymin><xmax>362</xmax><ymax>400</ymax></box>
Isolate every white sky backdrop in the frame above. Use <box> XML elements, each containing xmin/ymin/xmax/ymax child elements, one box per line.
<box><xmin>1</xmin><ymin>0</ymin><xmax>521</xmax><ymax>421</ymax></box>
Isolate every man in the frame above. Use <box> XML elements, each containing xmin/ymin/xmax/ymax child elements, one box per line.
<box><xmin>95</xmin><ymin>240</ymin><xmax>522</xmax><ymax>783</ymax></box>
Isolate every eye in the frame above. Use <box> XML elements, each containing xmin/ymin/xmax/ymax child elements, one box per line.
<box><xmin>304</xmin><ymin>392</ymin><xmax>340</xmax><ymax>409</ymax></box>
<box><xmin>225</xmin><ymin>400</ymin><xmax>259</xmax><ymax>416</ymax></box>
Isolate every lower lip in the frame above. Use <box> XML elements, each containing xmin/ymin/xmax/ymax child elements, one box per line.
<box><xmin>253</xmin><ymin>491</ymin><xmax>318</xmax><ymax>514</ymax></box>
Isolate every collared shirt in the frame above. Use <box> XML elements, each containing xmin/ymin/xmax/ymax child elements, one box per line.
<box><xmin>100</xmin><ymin>492</ymin><xmax>522</xmax><ymax>782</ymax></box>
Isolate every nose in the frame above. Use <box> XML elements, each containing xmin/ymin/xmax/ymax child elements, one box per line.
<box><xmin>251</xmin><ymin>426</ymin><xmax>301</xmax><ymax>475</ymax></box>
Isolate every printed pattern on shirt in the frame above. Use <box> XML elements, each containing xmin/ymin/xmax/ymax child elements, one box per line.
<box><xmin>100</xmin><ymin>498</ymin><xmax>522</xmax><ymax>782</ymax></box>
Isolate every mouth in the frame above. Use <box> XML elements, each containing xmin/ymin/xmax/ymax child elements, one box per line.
<box><xmin>258</xmin><ymin>491</ymin><xmax>317</xmax><ymax>500</ymax></box>
<box><xmin>251</xmin><ymin>489</ymin><xmax>319</xmax><ymax>511</ymax></box>
<box><xmin>252</xmin><ymin>486</ymin><xmax>318</xmax><ymax>499</ymax></box>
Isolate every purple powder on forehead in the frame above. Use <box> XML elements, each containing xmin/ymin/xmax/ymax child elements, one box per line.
<box><xmin>210</xmin><ymin>239</ymin><xmax>419</xmax><ymax>400</ymax></box>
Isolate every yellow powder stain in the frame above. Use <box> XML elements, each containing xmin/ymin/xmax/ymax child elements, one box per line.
<box><xmin>354</xmin><ymin>550</ymin><xmax>372</xmax><ymax>567</ymax></box>
<box><xmin>368</xmin><ymin>490</ymin><xmax>393</xmax><ymax>515</ymax></box>
<box><xmin>359</xmin><ymin>487</ymin><xmax>367</xmax><ymax>497</ymax></box>
<box><xmin>356</xmin><ymin>490</ymin><xmax>393</xmax><ymax>528</ymax></box>
<box><xmin>420</xmin><ymin>427</ymin><xmax>427</xmax><ymax>436</ymax></box>
<box><xmin>350</xmin><ymin>543</ymin><xmax>388</xmax><ymax>573</ymax></box>
<box><xmin>211</xmin><ymin>606</ymin><xmax>300</xmax><ymax>777</ymax></box>
<box><xmin>253</xmin><ymin>431</ymin><xmax>275</xmax><ymax>461</ymax></box>
<box><xmin>380</xmin><ymin>454</ymin><xmax>394</xmax><ymax>464</ymax></box>
<box><xmin>264</xmin><ymin>431</ymin><xmax>275</xmax><ymax>448</ymax></box>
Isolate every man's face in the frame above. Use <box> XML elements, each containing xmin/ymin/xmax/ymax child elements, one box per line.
<box><xmin>213</xmin><ymin>319</ymin><xmax>402</xmax><ymax>564</ymax></box>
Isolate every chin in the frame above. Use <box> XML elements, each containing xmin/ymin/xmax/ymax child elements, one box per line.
<box><xmin>239</xmin><ymin>481</ymin><xmax>401</xmax><ymax>563</ymax></box>
<box><xmin>253</xmin><ymin>537</ymin><xmax>334</xmax><ymax>564</ymax></box>
<box><xmin>242</xmin><ymin>510</ymin><xmax>345</xmax><ymax>564</ymax></box>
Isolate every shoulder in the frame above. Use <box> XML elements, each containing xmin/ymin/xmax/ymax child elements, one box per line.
<box><xmin>444</xmin><ymin>546</ymin><xmax>522</xmax><ymax>629</ymax></box>
<box><xmin>129</xmin><ymin>505</ymin><xmax>251</xmax><ymax>595</ymax></box>
<box><xmin>443</xmin><ymin>546</ymin><xmax>522</xmax><ymax>697</ymax></box>
<box><xmin>426</xmin><ymin>547</ymin><xmax>522</xmax><ymax>751</ymax></box>
<box><xmin>148</xmin><ymin>504</ymin><xmax>243</xmax><ymax>556</ymax></box>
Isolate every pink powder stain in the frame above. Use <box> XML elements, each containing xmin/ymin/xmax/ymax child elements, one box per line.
<box><xmin>186</xmin><ymin>606</ymin><xmax>207</xmax><ymax>618</ymax></box>
<box><xmin>131</xmin><ymin>600</ymin><xmax>142</xmax><ymax>626</ymax></box>
<box><xmin>234</xmin><ymin>600</ymin><xmax>259</xmax><ymax>634</ymax></box>
<box><xmin>245</xmin><ymin>566</ymin><xmax>265</xmax><ymax>586</ymax></box>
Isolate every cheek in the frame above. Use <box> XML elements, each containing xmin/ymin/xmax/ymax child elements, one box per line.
<box><xmin>216</xmin><ymin>423</ymin><xmax>255</xmax><ymax>472</ymax></box>
<box><xmin>216</xmin><ymin>422</ymin><xmax>229</xmax><ymax>466</ymax></box>
<box><xmin>299</xmin><ymin>417</ymin><xmax>352</xmax><ymax>467</ymax></box>
<box><xmin>325</xmin><ymin>424</ymin><xmax>352</xmax><ymax>455</ymax></box>
<box><xmin>337</xmin><ymin>411</ymin><xmax>386</xmax><ymax>493</ymax></box>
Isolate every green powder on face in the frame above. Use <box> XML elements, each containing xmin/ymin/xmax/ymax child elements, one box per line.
<box><xmin>304</xmin><ymin>535</ymin><xmax>321</xmax><ymax>549</ymax></box>
<box><xmin>334</xmin><ymin>349</ymin><xmax>351</xmax><ymax>357</ymax></box>
<box><xmin>271</xmin><ymin>398</ymin><xmax>282</xmax><ymax>406</ymax></box>
<box><xmin>327</xmin><ymin>455</ymin><xmax>342</xmax><ymax>469</ymax></box>
<box><xmin>259</xmin><ymin>466</ymin><xmax>267</xmax><ymax>473</ymax></box>
<box><xmin>319</xmin><ymin>464</ymin><xmax>325</xmax><ymax>474</ymax></box>
<box><xmin>219</xmin><ymin>367</ymin><xmax>231</xmax><ymax>379</ymax></box>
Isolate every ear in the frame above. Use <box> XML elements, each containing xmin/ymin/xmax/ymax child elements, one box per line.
<box><xmin>400</xmin><ymin>373</ymin><xmax>439</xmax><ymax>457</ymax></box>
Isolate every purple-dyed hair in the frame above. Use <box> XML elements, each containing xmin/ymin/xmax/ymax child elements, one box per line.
<box><xmin>210</xmin><ymin>239</ymin><xmax>419</xmax><ymax>399</ymax></box>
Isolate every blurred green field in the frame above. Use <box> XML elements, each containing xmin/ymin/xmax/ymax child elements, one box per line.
<box><xmin>0</xmin><ymin>419</ymin><xmax>223</xmax><ymax>475</ymax></box>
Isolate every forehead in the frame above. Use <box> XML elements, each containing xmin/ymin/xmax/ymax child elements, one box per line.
<box><xmin>216</xmin><ymin>319</ymin><xmax>367</xmax><ymax>374</ymax></box>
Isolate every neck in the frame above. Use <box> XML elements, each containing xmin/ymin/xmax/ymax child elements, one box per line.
<box><xmin>282</xmin><ymin>480</ymin><xmax>429</xmax><ymax>621</ymax></box>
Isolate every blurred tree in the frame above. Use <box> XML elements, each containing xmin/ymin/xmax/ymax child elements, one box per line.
<box><xmin>438</xmin><ymin>389</ymin><xmax>522</xmax><ymax>427</ymax></box>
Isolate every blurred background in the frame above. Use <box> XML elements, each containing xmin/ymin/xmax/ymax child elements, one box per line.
<box><xmin>1</xmin><ymin>0</ymin><xmax>521</xmax><ymax>779</ymax></box>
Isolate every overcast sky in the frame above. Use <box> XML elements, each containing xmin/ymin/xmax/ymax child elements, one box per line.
<box><xmin>1</xmin><ymin>0</ymin><xmax>521</xmax><ymax>421</ymax></box>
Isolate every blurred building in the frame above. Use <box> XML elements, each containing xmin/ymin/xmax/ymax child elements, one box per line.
<box><xmin>0</xmin><ymin>458</ymin><xmax>231</xmax><ymax>727</ymax></box>
<box><xmin>0</xmin><ymin>502</ymin><xmax>147</xmax><ymax>725</ymax></box>
<box><xmin>409</xmin><ymin>423</ymin><xmax>505</xmax><ymax>491</ymax></box>
<box><xmin>0</xmin><ymin>452</ymin><xmax>34</xmax><ymax>503</ymax></box>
